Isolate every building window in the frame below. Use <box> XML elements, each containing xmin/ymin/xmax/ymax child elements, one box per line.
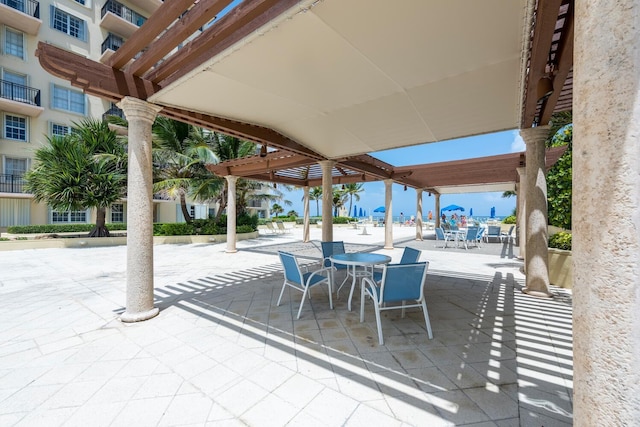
<box><xmin>111</xmin><ymin>203</ymin><xmax>124</xmax><ymax>223</ymax></box>
<box><xmin>74</xmin><ymin>0</ymin><xmax>86</xmax><ymax>5</ymax></box>
<box><xmin>52</xmin><ymin>85</ymin><xmax>85</xmax><ymax>115</ymax></box>
<box><xmin>51</xmin><ymin>7</ymin><xmax>86</xmax><ymax>40</ymax></box>
<box><xmin>4</xmin><ymin>28</ymin><xmax>24</xmax><ymax>59</ymax></box>
<box><xmin>51</xmin><ymin>210</ymin><xmax>88</xmax><ymax>223</ymax></box>
<box><xmin>4</xmin><ymin>114</ymin><xmax>27</xmax><ymax>141</ymax></box>
<box><xmin>51</xmin><ymin>123</ymin><xmax>71</xmax><ymax>136</ymax></box>
<box><xmin>5</xmin><ymin>157</ymin><xmax>27</xmax><ymax>176</ymax></box>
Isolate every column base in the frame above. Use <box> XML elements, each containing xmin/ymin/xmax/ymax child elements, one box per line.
<box><xmin>120</xmin><ymin>307</ymin><xmax>159</xmax><ymax>323</ymax></box>
<box><xmin>226</xmin><ymin>249</ymin><xmax>238</xmax><ymax>253</ymax></box>
<box><xmin>384</xmin><ymin>246</ymin><xmax>394</xmax><ymax>250</ymax></box>
<box><xmin>522</xmin><ymin>287</ymin><xmax>554</xmax><ymax>299</ymax></box>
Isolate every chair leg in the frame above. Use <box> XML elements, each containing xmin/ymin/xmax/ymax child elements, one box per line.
<box><xmin>327</xmin><ymin>280</ymin><xmax>333</xmax><ymax>310</ymax></box>
<box><xmin>360</xmin><ymin>280</ymin><xmax>366</xmax><ymax>322</ymax></box>
<box><xmin>277</xmin><ymin>280</ymin><xmax>287</xmax><ymax>306</ymax></box>
<box><xmin>421</xmin><ymin>300</ymin><xmax>433</xmax><ymax>339</ymax></box>
<box><xmin>297</xmin><ymin>286</ymin><xmax>309</xmax><ymax>319</ymax></box>
<box><xmin>374</xmin><ymin>304</ymin><xmax>384</xmax><ymax>345</ymax></box>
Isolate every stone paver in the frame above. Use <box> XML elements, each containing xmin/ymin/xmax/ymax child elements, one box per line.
<box><xmin>0</xmin><ymin>225</ymin><xmax>573</xmax><ymax>426</ymax></box>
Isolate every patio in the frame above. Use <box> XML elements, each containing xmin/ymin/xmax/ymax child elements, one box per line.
<box><xmin>0</xmin><ymin>226</ymin><xmax>572</xmax><ymax>426</ymax></box>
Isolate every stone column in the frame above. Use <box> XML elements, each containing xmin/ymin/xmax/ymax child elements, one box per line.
<box><xmin>384</xmin><ymin>179</ymin><xmax>393</xmax><ymax>249</ymax></box>
<box><xmin>521</xmin><ymin>125</ymin><xmax>551</xmax><ymax>297</ymax></box>
<box><xmin>118</xmin><ymin>97</ymin><xmax>162</xmax><ymax>323</ymax></box>
<box><xmin>302</xmin><ymin>186</ymin><xmax>310</xmax><ymax>242</ymax></box>
<box><xmin>225</xmin><ymin>175</ymin><xmax>238</xmax><ymax>253</ymax></box>
<box><xmin>415</xmin><ymin>188</ymin><xmax>423</xmax><ymax>240</ymax></box>
<box><xmin>574</xmin><ymin>2</ymin><xmax>640</xmax><ymax>424</ymax></box>
<box><xmin>516</xmin><ymin>167</ymin><xmax>526</xmax><ymax>259</ymax></box>
<box><xmin>435</xmin><ymin>194</ymin><xmax>441</xmax><ymax>228</ymax></box>
<box><xmin>318</xmin><ymin>160</ymin><xmax>335</xmax><ymax>242</ymax></box>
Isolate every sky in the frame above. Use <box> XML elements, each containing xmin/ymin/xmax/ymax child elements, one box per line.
<box><xmin>279</xmin><ymin>129</ymin><xmax>525</xmax><ymax>220</ymax></box>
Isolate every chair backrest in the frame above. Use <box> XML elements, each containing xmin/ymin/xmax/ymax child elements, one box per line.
<box><xmin>321</xmin><ymin>241</ymin><xmax>345</xmax><ymax>267</ymax></box>
<box><xmin>475</xmin><ymin>227</ymin><xmax>485</xmax><ymax>240</ymax></box>
<box><xmin>379</xmin><ymin>262</ymin><xmax>429</xmax><ymax>303</ymax></box>
<box><xmin>279</xmin><ymin>251</ymin><xmax>302</xmax><ymax>285</ymax></box>
<box><xmin>488</xmin><ymin>225</ymin><xmax>501</xmax><ymax>236</ymax></box>
<box><xmin>464</xmin><ymin>226</ymin><xmax>478</xmax><ymax>241</ymax></box>
<box><xmin>507</xmin><ymin>225</ymin><xmax>515</xmax><ymax>236</ymax></box>
<box><xmin>400</xmin><ymin>247</ymin><xmax>421</xmax><ymax>264</ymax></box>
<box><xmin>435</xmin><ymin>227</ymin><xmax>446</xmax><ymax>240</ymax></box>
<box><xmin>276</xmin><ymin>221</ymin><xmax>286</xmax><ymax>230</ymax></box>
<box><xmin>266</xmin><ymin>222</ymin><xmax>276</xmax><ymax>230</ymax></box>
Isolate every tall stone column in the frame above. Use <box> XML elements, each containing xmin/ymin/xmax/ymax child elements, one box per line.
<box><xmin>516</xmin><ymin>167</ymin><xmax>526</xmax><ymax>259</ymax></box>
<box><xmin>118</xmin><ymin>97</ymin><xmax>162</xmax><ymax>323</ymax></box>
<box><xmin>318</xmin><ymin>160</ymin><xmax>335</xmax><ymax>242</ymax></box>
<box><xmin>302</xmin><ymin>186</ymin><xmax>310</xmax><ymax>242</ymax></box>
<box><xmin>225</xmin><ymin>175</ymin><xmax>238</xmax><ymax>253</ymax></box>
<box><xmin>521</xmin><ymin>125</ymin><xmax>551</xmax><ymax>297</ymax></box>
<box><xmin>574</xmin><ymin>1</ymin><xmax>640</xmax><ymax>424</ymax></box>
<box><xmin>435</xmin><ymin>194</ymin><xmax>441</xmax><ymax>228</ymax></box>
<box><xmin>383</xmin><ymin>179</ymin><xmax>393</xmax><ymax>249</ymax></box>
<box><xmin>415</xmin><ymin>188</ymin><xmax>423</xmax><ymax>240</ymax></box>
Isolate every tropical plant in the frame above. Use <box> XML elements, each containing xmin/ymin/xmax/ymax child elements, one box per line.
<box><xmin>287</xmin><ymin>210</ymin><xmax>298</xmax><ymax>218</ymax></box>
<box><xmin>343</xmin><ymin>183</ymin><xmax>364</xmax><ymax>219</ymax></box>
<box><xmin>502</xmin><ymin>215</ymin><xmax>517</xmax><ymax>224</ymax></box>
<box><xmin>332</xmin><ymin>186</ymin><xmax>348</xmax><ymax>217</ymax></box>
<box><xmin>502</xmin><ymin>190</ymin><xmax>516</xmax><ymax>198</ymax></box>
<box><xmin>549</xmin><ymin>231</ymin><xmax>572</xmax><ymax>250</ymax></box>
<box><xmin>25</xmin><ymin>119</ymin><xmax>126</xmax><ymax>237</ymax></box>
<box><xmin>308</xmin><ymin>186</ymin><xmax>322</xmax><ymax>216</ymax></box>
<box><xmin>546</xmin><ymin>112</ymin><xmax>573</xmax><ymax>230</ymax></box>
<box><xmin>271</xmin><ymin>203</ymin><xmax>284</xmax><ymax>217</ymax></box>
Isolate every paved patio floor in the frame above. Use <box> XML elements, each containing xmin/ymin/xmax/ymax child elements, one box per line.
<box><xmin>0</xmin><ymin>225</ymin><xmax>573</xmax><ymax>426</ymax></box>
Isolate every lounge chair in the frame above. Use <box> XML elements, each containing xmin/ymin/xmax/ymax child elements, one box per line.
<box><xmin>265</xmin><ymin>222</ymin><xmax>277</xmax><ymax>234</ymax></box>
<box><xmin>276</xmin><ymin>221</ymin><xmax>290</xmax><ymax>233</ymax></box>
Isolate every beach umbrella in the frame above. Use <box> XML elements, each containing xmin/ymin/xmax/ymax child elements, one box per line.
<box><xmin>359</xmin><ymin>207</ymin><xmax>363</xmax><ymax>217</ymax></box>
<box><xmin>373</xmin><ymin>206</ymin><xmax>386</xmax><ymax>213</ymax></box>
<box><xmin>490</xmin><ymin>207</ymin><xmax>496</xmax><ymax>218</ymax></box>
<box><xmin>469</xmin><ymin>208</ymin><xmax>473</xmax><ymax>217</ymax></box>
<box><xmin>440</xmin><ymin>204</ymin><xmax>464</xmax><ymax>214</ymax></box>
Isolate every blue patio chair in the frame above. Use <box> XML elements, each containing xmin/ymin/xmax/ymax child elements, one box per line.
<box><xmin>484</xmin><ymin>225</ymin><xmax>502</xmax><ymax>243</ymax></box>
<box><xmin>277</xmin><ymin>251</ymin><xmax>333</xmax><ymax>319</ymax></box>
<box><xmin>372</xmin><ymin>246</ymin><xmax>422</xmax><ymax>282</ymax></box>
<box><xmin>501</xmin><ymin>225</ymin><xmax>516</xmax><ymax>244</ymax></box>
<box><xmin>360</xmin><ymin>262</ymin><xmax>433</xmax><ymax>345</ymax></box>
<box><xmin>435</xmin><ymin>227</ymin><xmax>451</xmax><ymax>248</ymax></box>
<box><xmin>461</xmin><ymin>226</ymin><xmax>481</xmax><ymax>249</ymax></box>
<box><xmin>321</xmin><ymin>241</ymin><xmax>351</xmax><ymax>294</ymax></box>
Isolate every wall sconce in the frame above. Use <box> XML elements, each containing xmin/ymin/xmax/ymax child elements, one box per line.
<box><xmin>537</xmin><ymin>76</ymin><xmax>554</xmax><ymax>101</ymax></box>
<box><xmin>273</xmin><ymin>182</ymin><xmax>277</xmax><ymax>189</ymax></box>
<box><xmin>259</xmin><ymin>145</ymin><xmax>267</xmax><ymax>157</ymax></box>
<box><xmin>341</xmin><ymin>184</ymin><xmax>345</xmax><ymax>190</ymax></box>
<box><xmin>403</xmin><ymin>185</ymin><xmax>407</xmax><ymax>191</ymax></box>
<box><xmin>428</xmin><ymin>192</ymin><xmax>432</xmax><ymax>197</ymax></box>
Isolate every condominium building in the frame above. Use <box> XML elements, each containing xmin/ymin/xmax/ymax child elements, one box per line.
<box><xmin>0</xmin><ymin>0</ymin><xmax>268</xmax><ymax>230</ymax></box>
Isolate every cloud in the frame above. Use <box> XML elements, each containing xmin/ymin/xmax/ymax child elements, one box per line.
<box><xmin>511</xmin><ymin>132</ymin><xmax>525</xmax><ymax>152</ymax></box>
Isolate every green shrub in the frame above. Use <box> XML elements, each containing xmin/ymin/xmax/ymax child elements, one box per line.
<box><xmin>502</xmin><ymin>215</ymin><xmax>516</xmax><ymax>224</ymax></box>
<box><xmin>332</xmin><ymin>217</ymin><xmax>353</xmax><ymax>224</ymax></box>
<box><xmin>237</xmin><ymin>213</ymin><xmax>259</xmax><ymax>230</ymax></box>
<box><xmin>0</xmin><ymin>237</ymin><xmax>9</xmax><ymax>241</ymax></box>
<box><xmin>549</xmin><ymin>232</ymin><xmax>572</xmax><ymax>250</ymax></box>
<box><xmin>156</xmin><ymin>223</ymin><xmax>194</xmax><ymax>236</ymax></box>
<box><xmin>7</xmin><ymin>223</ymin><xmax>127</xmax><ymax>234</ymax></box>
<box><xmin>236</xmin><ymin>225</ymin><xmax>254</xmax><ymax>233</ymax></box>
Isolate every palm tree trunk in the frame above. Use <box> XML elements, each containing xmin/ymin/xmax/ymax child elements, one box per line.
<box><xmin>180</xmin><ymin>193</ymin><xmax>192</xmax><ymax>223</ymax></box>
<box><xmin>89</xmin><ymin>207</ymin><xmax>110</xmax><ymax>237</ymax></box>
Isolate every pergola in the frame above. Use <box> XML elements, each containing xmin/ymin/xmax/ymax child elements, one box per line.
<box><xmin>35</xmin><ymin>1</ymin><xmax>640</xmax><ymax>423</ymax></box>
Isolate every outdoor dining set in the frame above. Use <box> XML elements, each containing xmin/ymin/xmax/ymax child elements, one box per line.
<box><xmin>435</xmin><ymin>225</ymin><xmax>515</xmax><ymax>249</ymax></box>
<box><xmin>276</xmin><ymin>242</ymin><xmax>432</xmax><ymax>345</ymax></box>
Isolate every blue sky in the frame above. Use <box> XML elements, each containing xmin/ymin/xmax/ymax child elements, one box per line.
<box><xmin>280</xmin><ymin>129</ymin><xmax>525</xmax><ymax>219</ymax></box>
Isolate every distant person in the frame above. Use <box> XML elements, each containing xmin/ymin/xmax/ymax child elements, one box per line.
<box><xmin>428</xmin><ymin>210</ymin><xmax>433</xmax><ymax>221</ymax></box>
<box><xmin>460</xmin><ymin>215</ymin><xmax>467</xmax><ymax>228</ymax></box>
<box><xmin>441</xmin><ymin>213</ymin><xmax>446</xmax><ymax>223</ymax></box>
<box><xmin>400</xmin><ymin>212</ymin><xmax>404</xmax><ymax>225</ymax></box>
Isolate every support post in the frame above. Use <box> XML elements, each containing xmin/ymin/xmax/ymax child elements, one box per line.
<box><xmin>318</xmin><ymin>160</ymin><xmax>335</xmax><ymax>242</ymax></box>
<box><xmin>384</xmin><ymin>179</ymin><xmax>393</xmax><ymax>249</ymax></box>
<box><xmin>225</xmin><ymin>175</ymin><xmax>238</xmax><ymax>253</ymax></box>
<box><xmin>415</xmin><ymin>188</ymin><xmax>423</xmax><ymax>240</ymax></box>
<box><xmin>302</xmin><ymin>186</ymin><xmax>310</xmax><ymax>243</ymax></box>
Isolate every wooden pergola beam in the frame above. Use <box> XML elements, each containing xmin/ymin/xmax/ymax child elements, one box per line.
<box><xmin>127</xmin><ymin>0</ymin><xmax>234</xmax><ymax>76</ymax></box>
<box><xmin>107</xmin><ymin>0</ymin><xmax>198</xmax><ymax>70</ymax></box>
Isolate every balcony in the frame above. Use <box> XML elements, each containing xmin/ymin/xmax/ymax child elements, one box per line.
<box><xmin>100</xmin><ymin>33</ymin><xmax>125</xmax><ymax>63</ymax></box>
<box><xmin>100</xmin><ymin>0</ymin><xmax>147</xmax><ymax>39</ymax></box>
<box><xmin>0</xmin><ymin>79</ymin><xmax>44</xmax><ymax>117</ymax></box>
<box><xmin>127</xmin><ymin>0</ymin><xmax>161</xmax><ymax>15</ymax></box>
<box><xmin>0</xmin><ymin>174</ymin><xmax>27</xmax><ymax>194</ymax></box>
<box><xmin>0</xmin><ymin>0</ymin><xmax>41</xmax><ymax>35</ymax></box>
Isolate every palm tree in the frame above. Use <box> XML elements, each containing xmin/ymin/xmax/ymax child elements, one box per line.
<box><xmin>271</xmin><ymin>203</ymin><xmax>284</xmax><ymax>217</ymax></box>
<box><xmin>287</xmin><ymin>210</ymin><xmax>298</xmax><ymax>218</ymax></box>
<box><xmin>502</xmin><ymin>190</ymin><xmax>516</xmax><ymax>198</ymax></box>
<box><xmin>308</xmin><ymin>186</ymin><xmax>322</xmax><ymax>216</ymax></box>
<box><xmin>25</xmin><ymin>119</ymin><xmax>126</xmax><ymax>237</ymax></box>
<box><xmin>332</xmin><ymin>186</ymin><xmax>348</xmax><ymax>217</ymax></box>
<box><xmin>343</xmin><ymin>183</ymin><xmax>364</xmax><ymax>218</ymax></box>
<box><xmin>152</xmin><ymin>117</ymin><xmax>218</xmax><ymax>223</ymax></box>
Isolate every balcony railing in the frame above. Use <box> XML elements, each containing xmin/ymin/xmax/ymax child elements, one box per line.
<box><xmin>1</xmin><ymin>0</ymin><xmax>40</xmax><ymax>18</ymax></box>
<box><xmin>0</xmin><ymin>79</ymin><xmax>41</xmax><ymax>106</ymax></box>
<box><xmin>102</xmin><ymin>105</ymin><xmax>124</xmax><ymax>121</ymax></box>
<box><xmin>0</xmin><ymin>174</ymin><xmax>27</xmax><ymax>193</ymax></box>
<box><xmin>101</xmin><ymin>33</ymin><xmax>125</xmax><ymax>54</ymax></box>
<box><xmin>101</xmin><ymin>0</ymin><xmax>146</xmax><ymax>27</ymax></box>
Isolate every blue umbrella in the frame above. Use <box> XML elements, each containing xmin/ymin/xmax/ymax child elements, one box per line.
<box><xmin>440</xmin><ymin>204</ymin><xmax>464</xmax><ymax>214</ymax></box>
<box><xmin>490</xmin><ymin>207</ymin><xmax>496</xmax><ymax>218</ymax></box>
<box><xmin>469</xmin><ymin>208</ymin><xmax>473</xmax><ymax>216</ymax></box>
<box><xmin>359</xmin><ymin>207</ymin><xmax>363</xmax><ymax>217</ymax></box>
<box><xmin>353</xmin><ymin>205</ymin><xmax>358</xmax><ymax>217</ymax></box>
<box><xmin>373</xmin><ymin>206</ymin><xmax>386</xmax><ymax>213</ymax></box>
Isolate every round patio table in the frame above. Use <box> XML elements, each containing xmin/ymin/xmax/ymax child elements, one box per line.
<box><xmin>330</xmin><ymin>253</ymin><xmax>392</xmax><ymax>311</ymax></box>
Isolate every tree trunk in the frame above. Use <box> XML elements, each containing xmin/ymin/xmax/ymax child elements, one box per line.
<box><xmin>89</xmin><ymin>207</ymin><xmax>110</xmax><ymax>237</ymax></box>
<box><xmin>180</xmin><ymin>192</ymin><xmax>192</xmax><ymax>223</ymax></box>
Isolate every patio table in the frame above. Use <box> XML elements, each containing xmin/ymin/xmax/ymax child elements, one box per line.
<box><xmin>330</xmin><ymin>252</ymin><xmax>392</xmax><ymax>311</ymax></box>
